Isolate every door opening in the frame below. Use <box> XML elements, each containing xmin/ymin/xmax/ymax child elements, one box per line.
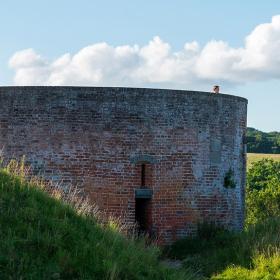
<box><xmin>135</xmin><ymin>198</ymin><xmax>151</xmax><ymax>235</ymax></box>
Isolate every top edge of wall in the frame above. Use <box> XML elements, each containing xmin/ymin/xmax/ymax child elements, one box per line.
<box><xmin>0</xmin><ymin>86</ymin><xmax>248</xmax><ymax>103</ymax></box>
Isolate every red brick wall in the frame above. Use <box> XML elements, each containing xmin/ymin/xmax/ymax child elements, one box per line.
<box><xmin>0</xmin><ymin>87</ymin><xmax>247</xmax><ymax>244</ymax></box>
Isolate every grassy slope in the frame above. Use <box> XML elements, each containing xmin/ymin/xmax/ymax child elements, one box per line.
<box><xmin>0</xmin><ymin>168</ymin><xmax>193</xmax><ymax>280</ymax></box>
<box><xmin>247</xmin><ymin>153</ymin><xmax>280</xmax><ymax>169</ymax></box>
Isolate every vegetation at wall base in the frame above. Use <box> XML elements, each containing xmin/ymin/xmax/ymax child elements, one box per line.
<box><xmin>0</xmin><ymin>161</ymin><xmax>193</xmax><ymax>280</ymax></box>
<box><xmin>166</xmin><ymin>218</ymin><xmax>280</xmax><ymax>279</ymax></box>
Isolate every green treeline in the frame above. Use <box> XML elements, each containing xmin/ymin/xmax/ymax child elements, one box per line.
<box><xmin>247</xmin><ymin>127</ymin><xmax>280</xmax><ymax>154</ymax></box>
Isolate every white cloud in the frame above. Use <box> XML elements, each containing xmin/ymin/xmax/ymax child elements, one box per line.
<box><xmin>8</xmin><ymin>15</ymin><xmax>280</xmax><ymax>89</ymax></box>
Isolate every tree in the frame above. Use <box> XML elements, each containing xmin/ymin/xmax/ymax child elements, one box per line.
<box><xmin>246</xmin><ymin>127</ymin><xmax>280</xmax><ymax>154</ymax></box>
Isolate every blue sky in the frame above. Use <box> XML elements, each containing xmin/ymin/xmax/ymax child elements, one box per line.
<box><xmin>1</xmin><ymin>1</ymin><xmax>280</xmax><ymax>131</ymax></box>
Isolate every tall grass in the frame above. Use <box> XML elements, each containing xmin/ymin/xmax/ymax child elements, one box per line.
<box><xmin>212</xmin><ymin>253</ymin><xmax>280</xmax><ymax>280</ymax></box>
<box><xmin>166</xmin><ymin>218</ymin><xmax>280</xmax><ymax>278</ymax></box>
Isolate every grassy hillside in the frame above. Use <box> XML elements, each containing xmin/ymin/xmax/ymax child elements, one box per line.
<box><xmin>247</xmin><ymin>152</ymin><xmax>280</xmax><ymax>168</ymax></box>
<box><xmin>0</xmin><ymin>162</ymin><xmax>192</xmax><ymax>280</ymax></box>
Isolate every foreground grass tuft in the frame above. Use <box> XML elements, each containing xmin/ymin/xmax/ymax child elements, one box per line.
<box><xmin>0</xmin><ymin>166</ymin><xmax>194</xmax><ymax>279</ymax></box>
<box><xmin>212</xmin><ymin>254</ymin><xmax>280</xmax><ymax>280</ymax></box>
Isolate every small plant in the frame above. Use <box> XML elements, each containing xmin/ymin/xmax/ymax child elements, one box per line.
<box><xmin>224</xmin><ymin>168</ymin><xmax>236</xmax><ymax>188</ymax></box>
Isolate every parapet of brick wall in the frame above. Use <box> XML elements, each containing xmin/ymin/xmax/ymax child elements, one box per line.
<box><xmin>0</xmin><ymin>86</ymin><xmax>247</xmax><ymax>244</ymax></box>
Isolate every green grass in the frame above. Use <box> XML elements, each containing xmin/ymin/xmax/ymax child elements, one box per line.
<box><xmin>165</xmin><ymin>219</ymin><xmax>280</xmax><ymax>279</ymax></box>
<box><xmin>212</xmin><ymin>254</ymin><xmax>280</xmax><ymax>280</ymax></box>
<box><xmin>247</xmin><ymin>153</ymin><xmax>280</xmax><ymax>169</ymax></box>
<box><xmin>0</xmin><ymin>166</ymin><xmax>194</xmax><ymax>280</ymax></box>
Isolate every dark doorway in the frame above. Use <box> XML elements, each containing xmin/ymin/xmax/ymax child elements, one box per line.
<box><xmin>135</xmin><ymin>198</ymin><xmax>151</xmax><ymax>235</ymax></box>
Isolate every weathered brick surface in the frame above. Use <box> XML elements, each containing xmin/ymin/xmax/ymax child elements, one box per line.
<box><xmin>0</xmin><ymin>86</ymin><xmax>247</xmax><ymax>244</ymax></box>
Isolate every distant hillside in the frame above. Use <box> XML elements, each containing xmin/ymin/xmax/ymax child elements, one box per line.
<box><xmin>247</xmin><ymin>127</ymin><xmax>280</xmax><ymax>154</ymax></box>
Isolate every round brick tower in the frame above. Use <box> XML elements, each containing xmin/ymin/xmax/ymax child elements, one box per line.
<box><xmin>0</xmin><ymin>86</ymin><xmax>247</xmax><ymax>244</ymax></box>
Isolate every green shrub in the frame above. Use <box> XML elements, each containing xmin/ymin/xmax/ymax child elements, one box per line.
<box><xmin>246</xmin><ymin>158</ymin><xmax>280</xmax><ymax>191</ymax></box>
<box><xmin>246</xmin><ymin>159</ymin><xmax>280</xmax><ymax>225</ymax></box>
<box><xmin>246</xmin><ymin>183</ymin><xmax>280</xmax><ymax>225</ymax></box>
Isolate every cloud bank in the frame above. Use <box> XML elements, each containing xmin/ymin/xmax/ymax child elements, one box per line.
<box><xmin>9</xmin><ymin>15</ymin><xmax>280</xmax><ymax>89</ymax></box>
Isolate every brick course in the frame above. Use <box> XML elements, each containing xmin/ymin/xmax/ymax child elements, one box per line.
<box><xmin>0</xmin><ymin>86</ymin><xmax>247</xmax><ymax>244</ymax></box>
